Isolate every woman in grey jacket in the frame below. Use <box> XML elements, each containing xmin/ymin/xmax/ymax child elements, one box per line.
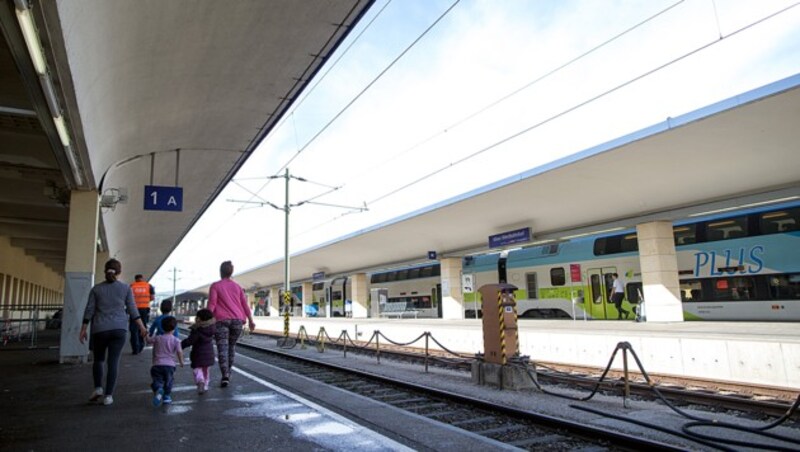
<box><xmin>79</xmin><ymin>259</ymin><xmax>147</xmax><ymax>406</ymax></box>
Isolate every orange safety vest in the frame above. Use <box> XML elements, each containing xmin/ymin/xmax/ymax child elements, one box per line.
<box><xmin>131</xmin><ymin>281</ymin><xmax>152</xmax><ymax>309</ymax></box>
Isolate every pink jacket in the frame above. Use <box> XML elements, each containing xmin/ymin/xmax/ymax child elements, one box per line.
<box><xmin>208</xmin><ymin>278</ymin><xmax>251</xmax><ymax>322</ymax></box>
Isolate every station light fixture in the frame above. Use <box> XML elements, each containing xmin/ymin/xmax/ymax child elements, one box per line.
<box><xmin>560</xmin><ymin>227</ymin><xmax>624</xmax><ymax>241</ymax></box>
<box><xmin>14</xmin><ymin>0</ymin><xmax>82</xmax><ymax>187</ymax></box>
<box><xmin>688</xmin><ymin>196</ymin><xmax>800</xmax><ymax>217</ymax></box>
<box><xmin>14</xmin><ymin>1</ymin><xmax>46</xmax><ymax>75</ymax></box>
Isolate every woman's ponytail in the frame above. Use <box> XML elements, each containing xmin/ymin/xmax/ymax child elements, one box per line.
<box><xmin>104</xmin><ymin>258</ymin><xmax>122</xmax><ymax>283</ymax></box>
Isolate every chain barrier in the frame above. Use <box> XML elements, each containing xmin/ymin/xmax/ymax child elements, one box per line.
<box><xmin>259</xmin><ymin>320</ymin><xmax>799</xmax><ymax>450</ymax></box>
<box><xmin>507</xmin><ymin>341</ymin><xmax>800</xmax><ymax>451</ymax></box>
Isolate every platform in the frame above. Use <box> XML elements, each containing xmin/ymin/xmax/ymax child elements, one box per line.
<box><xmin>250</xmin><ymin>316</ymin><xmax>800</xmax><ymax>390</ymax></box>
<box><xmin>0</xmin><ymin>330</ymin><xmax>411</xmax><ymax>451</ymax></box>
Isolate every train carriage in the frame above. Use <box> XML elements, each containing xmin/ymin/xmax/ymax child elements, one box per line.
<box><xmin>492</xmin><ymin>202</ymin><xmax>800</xmax><ymax>321</ymax></box>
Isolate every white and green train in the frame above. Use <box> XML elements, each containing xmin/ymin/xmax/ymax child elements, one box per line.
<box><xmin>465</xmin><ymin>203</ymin><xmax>800</xmax><ymax>321</ymax></box>
<box><xmin>305</xmin><ymin>203</ymin><xmax>799</xmax><ymax>321</ymax></box>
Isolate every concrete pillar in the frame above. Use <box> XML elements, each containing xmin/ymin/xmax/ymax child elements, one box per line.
<box><xmin>60</xmin><ymin>190</ymin><xmax>99</xmax><ymax>363</ymax></box>
<box><xmin>636</xmin><ymin>221</ymin><xmax>683</xmax><ymax>322</ymax></box>
<box><xmin>269</xmin><ymin>286</ymin><xmax>281</xmax><ymax>317</ymax></box>
<box><xmin>94</xmin><ymin>250</ymin><xmax>109</xmax><ymax>285</ymax></box>
<box><xmin>301</xmin><ymin>282</ymin><xmax>312</xmax><ymax>318</ymax></box>
<box><xmin>440</xmin><ymin>258</ymin><xmax>464</xmax><ymax>320</ymax></box>
<box><xmin>350</xmin><ymin>273</ymin><xmax>368</xmax><ymax>319</ymax></box>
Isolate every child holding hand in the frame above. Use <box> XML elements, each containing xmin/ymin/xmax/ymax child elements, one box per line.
<box><xmin>148</xmin><ymin>316</ymin><xmax>183</xmax><ymax>406</ymax></box>
<box><xmin>181</xmin><ymin>308</ymin><xmax>216</xmax><ymax>394</ymax></box>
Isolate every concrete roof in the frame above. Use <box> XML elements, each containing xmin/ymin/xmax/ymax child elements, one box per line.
<box><xmin>0</xmin><ymin>0</ymin><xmax>373</xmax><ymax>276</ymax></box>
<box><xmin>225</xmin><ymin>73</ymin><xmax>800</xmax><ymax>294</ymax></box>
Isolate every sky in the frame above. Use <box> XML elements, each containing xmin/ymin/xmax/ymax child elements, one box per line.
<box><xmin>149</xmin><ymin>0</ymin><xmax>800</xmax><ymax>297</ymax></box>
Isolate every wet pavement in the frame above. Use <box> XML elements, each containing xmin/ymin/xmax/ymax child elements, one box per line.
<box><xmin>0</xmin><ymin>330</ymin><xmax>412</xmax><ymax>451</ymax></box>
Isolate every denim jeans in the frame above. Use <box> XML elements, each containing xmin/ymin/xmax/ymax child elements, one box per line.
<box><xmin>129</xmin><ymin>308</ymin><xmax>150</xmax><ymax>353</ymax></box>
<box><xmin>150</xmin><ymin>365</ymin><xmax>176</xmax><ymax>395</ymax></box>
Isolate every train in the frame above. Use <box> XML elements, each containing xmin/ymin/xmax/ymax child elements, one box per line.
<box><xmin>296</xmin><ymin>202</ymin><xmax>799</xmax><ymax>321</ymax></box>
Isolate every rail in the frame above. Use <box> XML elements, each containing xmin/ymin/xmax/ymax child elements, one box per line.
<box><xmin>259</xmin><ymin>325</ymin><xmax>800</xmax><ymax>450</ymax></box>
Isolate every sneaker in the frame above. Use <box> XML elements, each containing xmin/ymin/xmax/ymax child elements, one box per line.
<box><xmin>163</xmin><ymin>395</ymin><xmax>172</xmax><ymax>405</ymax></box>
<box><xmin>197</xmin><ymin>382</ymin><xmax>205</xmax><ymax>394</ymax></box>
<box><xmin>152</xmin><ymin>388</ymin><xmax>163</xmax><ymax>407</ymax></box>
<box><xmin>89</xmin><ymin>387</ymin><xmax>103</xmax><ymax>402</ymax></box>
<box><xmin>220</xmin><ymin>377</ymin><xmax>229</xmax><ymax>388</ymax></box>
<box><xmin>102</xmin><ymin>395</ymin><xmax>113</xmax><ymax>406</ymax></box>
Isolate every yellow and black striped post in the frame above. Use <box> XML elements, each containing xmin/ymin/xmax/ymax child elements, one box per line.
<box><xmin>511</xmin><ymin>291</ymin><xmax>520</xmax><ymax>357</ymax></box>
<box><xmin>497</xmin><ymin>290</ymin><xmax>507</xmax><ymax>365</ymax></box>
<box><xmin>283</xmin><ymin>290</ymin><xmax>291</xmax><ymax>339</ymax></box>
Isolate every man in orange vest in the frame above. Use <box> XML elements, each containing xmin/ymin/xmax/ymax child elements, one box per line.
<box><xmin>130</xmin><ymin>274</ymin><xmax>155</xmax><ymax>354</ymax></box>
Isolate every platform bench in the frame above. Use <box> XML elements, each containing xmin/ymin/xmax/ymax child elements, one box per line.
<box><xmin>379</xmin><ymin>302</ymin><xmax>419</xmax><ymax>319</ymax></box>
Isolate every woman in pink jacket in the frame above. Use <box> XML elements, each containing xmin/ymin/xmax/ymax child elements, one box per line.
<box><xmin>208</xmin><ymin>261</ymin><xmax>255</xmax><ymax>387</ymax></box>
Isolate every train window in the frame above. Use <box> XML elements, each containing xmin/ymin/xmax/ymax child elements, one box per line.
<box><xmin>711</xmin><ymin>276</ymin><xmax>757</xmax><ymax>301</ymax></box>
<box><xmin>705</xmin><ymin>216</ymin><xmax>747</xmax><ymax>242</ymax></box>
<box><xmin>673</xmin><ymin>224</ymin><xmax>697</xmax><ymax>245</ymax></box>
<box><xmin>593</xmin><ymin>233</ymin><xmax>639</xmax><ymax>255</ymax></box>
<box><xmin>386</xmin><ymin>272</ymin><xmax>397</xmax><ymax>282</ymax></box>
<box><xmin>420</xmin><ymin>265</ymin><xmax>434</xmax><ymax>278</ymax></box>
<box><xmin>525</xmin><ymin>273</ymin><xmax>538</xmax><ymax>299</ymax></box>
<box><xmin>312</xmin><ymin>282</ymin><xmax>324</xmax><ymax>291</ymax></box>
<box><xmin>408</xmin><ymin>268</ymin><xmax>421</xmax><ymax>279</ymax></box>
<box><xmin>432</xmin><ymin>265</ymin><xmax>441</xmax><ymax>277</ymax></box>
<box><xmin>550</xmin><ymin>267</ymin><xmax>566</xmax><ymax>286</ymax></box>
<box><xmin>759</xmin><ymin>208</ymin><xmax>800</xmax><ymax>234</ymax></box>
<box><xmin>680</xmin><ymin>280</ymin><xmax>703</xmax><ymax>302</ymax></box>
<box><xmin>767</xmin><ymin>273</ymin><xmax>800</xmax><ymax>299</ymax></box>
<box><xmin>626</xmin><ymin>283</ymin><xmax>642</xmax><ymax>303</ymax></box>
<box><xmin>396</xmin><ymin>269</ymin><xmax>409</xmax><ymax>281</ymax></box>
<box><xmin>621</xmin><ymin>234</ymin><xmax>638</xmax><ymax>252</ymax></box>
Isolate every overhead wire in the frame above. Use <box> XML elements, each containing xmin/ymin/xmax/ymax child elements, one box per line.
<box><xmin>289</xmin><ymin>0</ymin><xmax>690</xmax><ymax>238</ymax></box>
<box><xmin>337</xmin><ymin>0</ymin><xmax>687</xmax><ymax>189</ymax></box>
<box><xmin>199</xmin><ymin>0</ymin><xmax>398</xmax><ymax>237</ymax></box>
<box><xmin>365</xmin><ymin>1</ymin><xmax>800</xmax><ymax>206</ymax></box>
<box><xmin>234</xmin><ymin>0</ymin><xmax>460</xmax><ymax>215</ymax></box>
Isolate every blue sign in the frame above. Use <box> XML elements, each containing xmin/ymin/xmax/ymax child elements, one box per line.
<box><xmin>489</xmin><ymin>227</ymin><xmax>531</xmax><ymax>248</ymax></box>
<box><xmin>312</xmin><ymin>271</ymin><xmax>325</xmax><ymax>281</ymax></box>
<box><xmin>428</xmin><ymin>251</ymin><xmax>437</xmax><ymax>260</ymax></box>
<box><xmin>144</xmin><ymin>185</ymin><xmax>183</xmax><ymax>212</ymax></box>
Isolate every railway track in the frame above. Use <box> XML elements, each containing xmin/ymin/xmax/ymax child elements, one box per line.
<box><xmin>245</xmin><ymin>330</ymin><xmax>797</xmax><ymax>419</ymax></box>
<box><xmin>233</xmin><ymin>338</ymin><xmax>682</xmax><ymax>451</ymax></box>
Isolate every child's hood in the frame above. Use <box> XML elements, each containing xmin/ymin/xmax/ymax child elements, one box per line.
<box><xmin>190</xmin><ymin>317</ymin><xmax>216</xmax><ymax>332</ymax></box>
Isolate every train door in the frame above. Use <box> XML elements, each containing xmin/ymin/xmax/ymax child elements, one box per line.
<box><xmin>587</xmin><ymin>267</ymin><xmax>617</xmax><ymax>319</ymax></box>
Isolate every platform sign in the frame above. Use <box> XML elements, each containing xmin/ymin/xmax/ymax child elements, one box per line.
<box><xmin>488</xmin><ymin>227</ymin><xmax>531</xmax><ymax>248</ymax></box>
<box><xmin>312</xmin><ymin>271</ymin><xmax>325</xmax><ymax>281</ymax></box>
<box><xmin>144</xmin><ymin>185</ymin><xmax>183</xmax><ymax>212</ymax></box>
<box><xmin>428</xmin><ymin>251</ymin><xmax>437</xmax><ymax>260</ymax></box>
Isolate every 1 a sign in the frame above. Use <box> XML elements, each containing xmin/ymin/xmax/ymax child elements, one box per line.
<box><xmin>144</xmin><ymin>185</ymin><xmax>183</xmax><ymax>212</ymax></box>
